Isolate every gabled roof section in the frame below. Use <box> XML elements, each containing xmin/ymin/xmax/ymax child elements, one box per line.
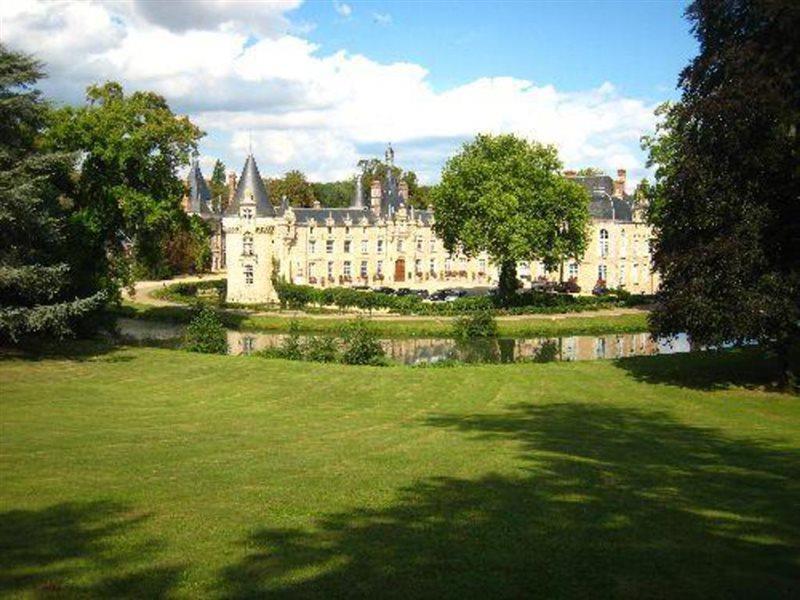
<box><xmin>226</xmin><ymin>154</ymin><xmax>274</xmax><ymax>217</ymax></box>
<box><xmin>187</xmin><ymin>159</ymin><xmax>213</xmax><ymax>214</ymax></box>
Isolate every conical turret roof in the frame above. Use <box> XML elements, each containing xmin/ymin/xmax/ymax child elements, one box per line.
<box><xmin>188</xmin><ymin>159</ymin><xmax>213</xmax><ymax>214</ymax></box>
<box><xmin>226</xmin><ymin>154</ymin><xmax>274</xmax><ymax>217</ymax></box>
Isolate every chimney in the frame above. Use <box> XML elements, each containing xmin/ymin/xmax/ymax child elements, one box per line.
<box><xmin>227</xmin><ymin>171</ymin><xmax>237</xmax><ymax>209</ymax></box>
<box><xmin>370</xmin><ymin>179</ymin><xmax>382</xmax><ymax>215</ymax></box>
<box><xmin>398</xmin><ymin>180</ymin><xmax>409</xmax><ymax>203</ymax></box>
<box><xmin>613</xmin><ymin>169</ymin><xmax>627</xmax><ymax>198</ymax></box>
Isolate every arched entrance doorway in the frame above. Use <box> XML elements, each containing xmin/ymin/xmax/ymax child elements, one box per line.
<box><xmin>394</xmin><ymin>259</ymin><xmax>406</xmax><ymax>282</ymax></box>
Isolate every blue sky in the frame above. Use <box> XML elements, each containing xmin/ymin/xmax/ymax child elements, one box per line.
<box><xmin>298</xmin><ymin>1</ymin><xmax>696</xmax><ymax>100</ymax></box>
<box><xmin>2</xmin><ymin>0</ymin><xmax>697</xmax><ymax>185</ymax></box>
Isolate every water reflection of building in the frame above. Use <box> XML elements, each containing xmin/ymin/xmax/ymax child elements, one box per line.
<box><xmin>222</xmin><ymin>329</ymin><xmax>664</xmax><ymax>363</ymax></box>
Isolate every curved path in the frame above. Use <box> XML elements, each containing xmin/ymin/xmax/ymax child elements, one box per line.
<box><xmin>125</xmin><ymin>275</ymin><xmax>649</xmax><ymax>321</ymax></box>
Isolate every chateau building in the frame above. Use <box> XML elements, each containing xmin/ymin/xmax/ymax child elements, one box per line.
<box><xmin>185</xmin><ymin>146</ymin><xmax>659</xmax><ymax>304</ymax></box>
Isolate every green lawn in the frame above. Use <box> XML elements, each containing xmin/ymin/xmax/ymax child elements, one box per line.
<box><xmin>1</xmin><ymin>346</ymin><xmax>798</xmax><ymax>598</ymax></box>
<box><xmin>118</xmin><ymin>302</ymin><xmax>650</xmax><ymax>338</ymax></box>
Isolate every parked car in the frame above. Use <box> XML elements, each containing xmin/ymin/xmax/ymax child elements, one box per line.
<box><xmin>395</xmin><ymin>288</ymin><xmax>415</xmax><ymax>297</ymax></box>
<box><xmin>412</xmin><ymin>289</ymin><xmax>429</xmax><ymax>299</ymax></box>
<box><xmin>373</xmin><ymin>287</ymin><xmax>395</xmax><ymax>295</ymax></box>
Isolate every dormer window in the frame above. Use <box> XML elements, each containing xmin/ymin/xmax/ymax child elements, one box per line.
<box><xmin>243</xmin><ymin>233</ymin><xmax>254</xmax><ymax>256</ymax></box>
<box><xmin>241</xmin><ymin>207</ymin><xmax>254</xmax><ymax>220</ymax></box>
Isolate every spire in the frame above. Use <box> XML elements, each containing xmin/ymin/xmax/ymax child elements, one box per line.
<box><xmin>225</xmin><ymin>155</ymin><xmax>274</xmax><ymax>217</ymax></box>
<box><xmin>187</xmin><ymin>156</ymin><xmax>212</xmax><ymax>215</ymax></box>
<box><xmin>351</xmin><ymin>174</ymin><xmax>364</xmax><ymax>208</ymax></box>
<box><xmin>385</xmin><ymin>142</ymin><xmax>394</xmax><ymax>167</ymax></box>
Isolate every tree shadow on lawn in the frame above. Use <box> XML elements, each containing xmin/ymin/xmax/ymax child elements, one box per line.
<box><xmin>0</xmin><ymin>338</ymin><xmax>137</xmax><ymax>363</ymax></box>
<box><xmin>218</xmin><ymin>403</ymin><xmax>800</xmax><ymax>599</ymax></box>
<box><xmin>0</xmin><ymin>501</ymin><xmax>185</xmax><ymax>597</ymax></box>
<box><xmin>615</xmin><ymin>347</ymin><xmax>787</xmax><ymax>392</ymax></box>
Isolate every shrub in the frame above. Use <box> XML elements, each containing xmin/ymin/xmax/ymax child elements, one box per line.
<box><xmin>301</xmin><ymin>335</ymin><xmax>340</xmax><ymax>362</ymax></box>
<box><xmin>183</xmin><ymin>305</ymin><xmax>227</xmax><ymax>354</ymax></box>
<box><xmin>452</xmin><ymin>309</ymin><xmax>498</xmax><ymax>339</ymax></box>
<box><xmin>277</xmin><ymin>320</ymin><xmax>304</xmax><ymax>360</ymax></box>
<box><xmin>340</xmin><ymin>318</ymin><xmax>386</xmax><ymax>365</ymax></box>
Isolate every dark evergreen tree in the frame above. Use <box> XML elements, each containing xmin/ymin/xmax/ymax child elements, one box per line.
<box><xmin>0</xmin><ymin>45</ymin><xmax>105</xmax><ymax>343</ymax></box>
<box><xmin>642</xmin><ymin>0</ymin><xmax>800</xmax><ymax>383</ymax></box>
<box><xmin>210</xmin><ymin>159</ymin><xmax>226</xmax><ymax>212</ymax></box>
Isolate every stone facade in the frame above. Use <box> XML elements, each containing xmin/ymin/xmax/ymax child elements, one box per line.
<box><xmin>184</xmin><ymin>147</ymin><xmax>659</xmax><ymax>304</ymax></box>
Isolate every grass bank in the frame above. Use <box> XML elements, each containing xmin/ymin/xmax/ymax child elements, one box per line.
<box><xmin>1</xmin><ymin>345</ymin><xmax>797</xmax><ymax>597</ymax></box>
<box><xmin>116</xmin><ymin>302</ymin><xmax>650</xmax><ymax>338</ymax></box>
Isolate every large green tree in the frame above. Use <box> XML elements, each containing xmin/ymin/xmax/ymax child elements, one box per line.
<box><xmin>432</xmin><ymin>134</ymin><xmax>590</xmax><ymax>299</ymax></box>
<box><xmin>0</xmin><ymin>46</ymin><xmax>105</xmax><ymax>343</ymax></box>
<box><xmin>47</xmin><ymin>82</ymin><xmax>204</xmax><ymax>281</ymax></box>
<box><xmin>642</xmin><ymin>0</ymin><xmax>799</xmax><ymax>383</ymax></box>
<box><xmin>268</xmin><ymin>169</ymin><xmax>316</xmax><ymax>207</ymax></box>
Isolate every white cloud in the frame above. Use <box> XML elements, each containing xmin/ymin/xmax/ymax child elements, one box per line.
<box><xmin>1</xmin><ymin>0</ymin><xmax>658</xmax><ymax>187</ymax></box>
<box><xmin>333</xmin><ymin>1</ymin><xmax>352</xmax><ymax>18</ymax></box>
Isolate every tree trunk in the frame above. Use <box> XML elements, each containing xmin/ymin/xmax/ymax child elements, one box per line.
<box><xmin>498</xmin><ymin>261</ymin><xmax>518</xmax><ymax>304</ymax></box>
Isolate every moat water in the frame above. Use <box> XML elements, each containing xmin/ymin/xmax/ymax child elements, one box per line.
<box><xmin>116</xmin><ymin>318</ymin><xmax>693</xmax><ymax>364</ymax></box>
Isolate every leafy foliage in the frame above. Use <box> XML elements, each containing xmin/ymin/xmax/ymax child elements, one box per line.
<box><xmin>267</xmin><ymin>169</ymin><xmax>316</xmax><ymax>207</ymax></box>
<box><xmin>46</xmin><ymin>81</ymin><xmax>204</xmax><ymax>281</ymax></box>
<box><xmin>183</xmin><ymin>305</ymin><xmax>227</xmax><ymax>354</ymax></box>
<box><xmin>642</xmin><ymin>0</ymin><xmax>800</xmax><ymax>382</ymax></box>
<box><xmin>432</xmin><ymin>134</ymin><xmax>590</xmax><ymax>300</ymax></box>
<box><xmin>452</xmin><ymin>309</ymin><xmax>498</xmax><ymax>339</ymax></box>
<box><xmin>0</xmin><ymin>45</ymin><xmax>106</xmax><ymax>343</ymax></box>
<box><xmin>339</xmin><ymin>318</ymin><xmax>386</xmax><ymax>365</ymax></box>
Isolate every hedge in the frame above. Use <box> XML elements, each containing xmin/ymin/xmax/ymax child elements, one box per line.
<box><xmin>272</xmin><ymin>280</ymin><xmax>652</xmax><ymax>316</ymax></box>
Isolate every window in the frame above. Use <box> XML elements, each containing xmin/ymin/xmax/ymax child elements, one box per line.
<box><xmin>397</xmin><ymin>239</ymin><xmax>404</xmax><ymax>252</ymax></box>
<box><xmin>360</xmin><ymin>260</ymin><xmax>368</xmax><ymax>278</ymax></box>
<box><xmin>327</xmin><ymin>261</ymin><xmax>334</xmax><ymax>279</ymax></box>
<box><xmin>620</xmin><ymin>231</ymin><xmax>628</xmax><ymax>256</ymax></box>
<box><xmin>326</xmin><ymin>240</ymin><xmax>334</xmax><ymax>254</ymax></box>
<box><xmin>242</xmin><ymin>233</ymin><xmax>253</xmax><ymax>256</ymax></box>
<box><xmin>327</xmin><ymin>226</ymin><xmax>332</xmax><ymax>234</ymax></box>
<box><xmin>308</xmin><ymin>262</ymin><xmax>316</xmax><ymax>278</ymax></box>
<box><xmin>429</xmin><ymin>259</ymin><xmax>436</xmax><ymax>274</ymax></box>
<box><xmin>568</xmin><ymin>263</ymin><xmax>579</xmax><ymax>279</ymax></box>
<box><xmin>445</xmin><ymin>258</ymin><xmax>452</xmax><ymax>272</ymax></box>
<box><xmin>343</xmin><ymin>261</ymin><xmax>351</xmax><ymax>277</ymax></box>
<box><xmin>377</xmin><ymin>239</ymin><xmax>384</xmax><ymax>253</ymax></box>
<box><xmin>416</xmin><ymin>237</ymin><xmax>423</xmax><ymax>251</ymax></box>
<box><xmin>241</xmin><ymin>207</ymin><xmax>253</xmax><ymax>220</ymax></box>
<box><xmin>309</xmin><ymin>239</ymin><xmax>316</xmax><ymax>254</ymax></box>
<box><xmin>519</xmin><ymin>262</ymin><xmax>530</xmax><ymax>278</ymax></box>
<box><xmin>244</xmin><ymin>265</ymin><xmax>253</xmax><ymax>285</ymax></box>
<box><xmin>361</xmin><ymin>239</ymin><xmax>368</xmax><ymax>253</ymax></box>
<box><xmin>478</xmin><ymin>259</ymin><xmax>486</xmax><ymax>273</ymax></box>
<box><xmin>309</xmin><ymin>226</ymin><xmax>314</xmax><ymax>235</ymax></box>
<box><xmin>598</xmin><ymin>264</ymin><xmax>607</xmax><ymax>282</ymax></box>
<box><xmin>377</xmin><ymin>260</ymin><xmax>383</xmax><ymax>275</ymax></box>
<box><xmin>415</xmin><ymin>259</ymin><xmax>422</xmax><ymax>273</ymax></box>
<box><xmin>429</xmin><ymin>238</ymin><xmax>436</xmax><ymax>252</ymax></box>
<box><xmin>618</xmin><ymin>263</ymin><xmax>626</xmax><ymax>286</ymax></box>
<box><xmin>632</xmin><ymin>263</ymin><xmax>639</xmax><ymax>284</ymax></box>
<box><xmin>344</xmin><ymin>240</ymin><xmax>351</xmax><ymax>253</ymax></box>
<box><xmin>599</xmin><ymin>229</ymin><xmax>609</xmax><ymax>257</ymax></box>
<box><xmin>345</xmin><ymin>226</ymin><xmax>350</xmax><ymax>235</ymax></box>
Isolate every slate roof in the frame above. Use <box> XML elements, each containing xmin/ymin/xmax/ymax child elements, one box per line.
<box><xmin>226</xmin><ymin>154</ymin><xmax>274</xmax><ymax>217</ymax></box>
<box><xmin>187</xmin><ymin>159</ymin><xmax>213</xmax><ymax>215</ymax></box>
<box><xmin>588</xmin><ymin>191</ymin><xmax>634</xmax><ymax>222</ymax></box>
<box><xmin>290</xmin><ymin>206</ymin><xmax>435</xmax><ymax>227</ymax></box>
<box><xmin>571</xmin><ymin>175</ymin><xmax>615</xmax><ymax>196</ymax></box>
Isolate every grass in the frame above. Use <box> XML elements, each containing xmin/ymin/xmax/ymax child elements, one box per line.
<box><xmin>115</xmin><ymin>302</ymin><xmax>650</xmax><ymax>338</ymax></box>
<box><xmin>1</xmin><ymin>344</ymin><xmax>798</xmax><ymax>598</ymax></box>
